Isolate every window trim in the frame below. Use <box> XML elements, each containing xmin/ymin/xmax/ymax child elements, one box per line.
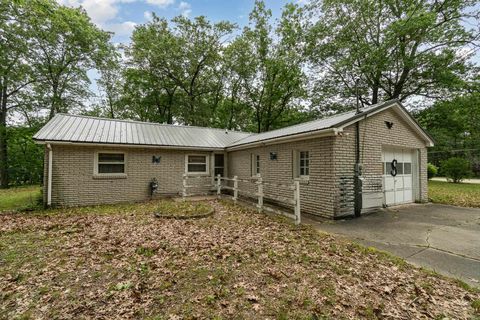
<box><xmin>185</xmin><ymin>154</ymin><xmax>209</xmax><ymax>175</ymax></box>
<box><xmin>299</xmin><ymin>151</ymin><xmax>310</xmax><ymax>178</ymax></box>
<box><xmin>293</xmin><ymin>150</ymin><xmax>310</xmax><ymax>180</ymax></box>
<box><xmin>255</xmin><ymin>154</ymin><xmax>260</xmax><ymax>175</ymax></box>
<box><xmin>93</xmin><ymin>151</ymin><xmax>127</xmax><ymax>177</ymax></box>
<box><xmin>251</xmin><ymin>154</ymin><xmax>260</xmax><ymax>177</ymax></box>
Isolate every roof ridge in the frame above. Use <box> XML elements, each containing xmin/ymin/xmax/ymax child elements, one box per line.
<box><xmin>54</xmin><ymin>113</ymin><xmax>252</xmax><ymax>135</ymax></box>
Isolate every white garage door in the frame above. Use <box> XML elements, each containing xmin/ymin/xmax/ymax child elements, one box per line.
<box><xmin>382</xmin><ymin>148</ymin><xmax>414</xmax><ymax>206</ymax></box>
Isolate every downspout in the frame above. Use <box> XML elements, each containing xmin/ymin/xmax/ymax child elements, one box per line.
<box><xmin>354</xmin><ymin>80</ymin><xmax>363</xmax><ymax>217</ymax></box>
<box><xmin>47</xmin><ymin>143</ymin><xmax>52</xmax><ymax>207</ymax></box>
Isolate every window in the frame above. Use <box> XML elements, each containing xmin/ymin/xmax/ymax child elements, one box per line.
<box><xmin>250</xmin><ymin>154</ymin><xmax>261</xmax><ymax>176</ymax></box>
<box><xmin>214</xmin><ymin>154</ymin><xmax>225</xmax><ymax>177</ymax></box>
<box><xmin>404</xmin><ymin>162</ymin><xmax>412</xmax><ymax>175</ymax></box>
<box><xmin>299</xmin><ymin>151</ymin><xmax>310</xmax><ymax>176</ymax></box>
<box><xmin>96</xmin><ymin>152</ymin><xmax>125</xmax><ymax>174</ymax></box>
<box><xmin>186</xmin><ymin>155</ymin><xmax>208</xmax><ymax>174</ymax></box>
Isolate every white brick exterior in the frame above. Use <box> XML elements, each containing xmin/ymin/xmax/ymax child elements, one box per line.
<box><xmin>43</xmin><ymin>107</ymin><xmax>430</xmax><ymax>219</ymax></box>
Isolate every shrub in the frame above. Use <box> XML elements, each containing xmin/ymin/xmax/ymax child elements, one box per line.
<box><xmin>441</xmin><ymin>157</ymin><xmax>472</xmax><ymax>183</ymax></box>
<box><xmin>427</xmin><ymin>163</ymin><xmax>438</xmax><ymax>180</ymax></box>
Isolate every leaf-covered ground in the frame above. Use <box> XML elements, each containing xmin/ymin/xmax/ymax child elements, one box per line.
<box><xmin>429</xmin><ymin>180</ymin><xmax>480</xmax><ymax>208</ymax></box>
<box><xmin>1</xmin><ymin>200</ymin><xmax>479</xmax><ymax>319</ymax></box>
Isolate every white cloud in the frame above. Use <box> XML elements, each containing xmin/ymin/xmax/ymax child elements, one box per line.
<box><xmin>56</xmin><ymin>0</ymin><xmax>174</xmax><ymax>40</ymax></box>
<box><xmin>146</xmin><ymin>0</ymin><xmax>175</xmax><ymax>8</ymax></box>
<box><xmin>178</xmin><ymin>1</ymin><xmax>191</xmax><ymax>17</ymax></box>
<box><xmin>57</xmin><ymin>0</ymin><xmax>120</xmax><ymax>25</ymax></box>
<box><xmin>144</xmin><ymin>11</ymin><xmax>153</xmax><ymax>21</ymax></box>
<box><xmin>105</xmin><ymin>21</ymin><xmax>137</xmax><ymax>36</ymax></box>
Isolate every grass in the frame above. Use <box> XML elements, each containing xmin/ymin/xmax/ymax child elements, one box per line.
<box><xmin>0</xmin><ymin>185</ymin><xmax>41</xmax><ymax>212</ymax></box>
<box><xmin>428</xmin><ymin>180</ymin><xmax>480</xmax><ymax>207</ymax></box>
<box><xmin>0</xmin><ymin>199</ymin><xmax>478</xmax><ymax>319</ymax></box>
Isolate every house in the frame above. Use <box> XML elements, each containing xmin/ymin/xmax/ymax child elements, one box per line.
<box><xmin>33</xmin><ymin>99</ymin><xmax>434</xmax><ymax>219</ymax></box>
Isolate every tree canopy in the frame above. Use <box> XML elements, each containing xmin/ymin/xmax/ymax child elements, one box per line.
<box><xmin>1</xmin><ymin>0</ymin><xmax>479</xmax><ymax>186</ymax></box>
<box><xmin>304</xmin><ymin>0</ymin><xmax>479</xmax><ymax>112</ymax></box>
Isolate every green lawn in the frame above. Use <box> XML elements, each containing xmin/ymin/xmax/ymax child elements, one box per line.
<box><xmin>429</xmin><ymin>180</ymin><xmax>480</xmax><ymax>208</ymax></box>
<box><xmin>0</xmin><ymin>185</ymin><xmax>42</xmax><ymax>212</ymax></box>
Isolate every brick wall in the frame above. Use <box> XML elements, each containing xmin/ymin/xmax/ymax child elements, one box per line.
<box><xmin>226</xmin><ymin>137</ymin><xmax>337</xmax><ymax>218</ymax></box>
<box><xmin>46</xmin><ymin>145</ymin><xmax>216</xmax><ymax>207</ymax></box>
<box><xmin>333</xmin><ymin>108</ymin><xmax>429</xmax><ymax>217</ymax></box>
<box><xmin>227</xmin><ymin>107</ymin><xmax>429</xmax><ymax>219</ymax></box>
<box><xmin>43</xmin><ymin>106</ymin><xmax>429</xmax><ymax>216</ymax></box>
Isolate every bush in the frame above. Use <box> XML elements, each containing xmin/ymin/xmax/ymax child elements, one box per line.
<box><xmin>441</xmin><ymin>157</ymin><xmax>472</xmax><ymax>183</ymax></box>
<box><xmin>427</xmin><ymin>163</ymin><xmax>438</xmax><ymax>180</ymax></box>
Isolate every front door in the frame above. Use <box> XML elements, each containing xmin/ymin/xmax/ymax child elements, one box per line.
<box><xmin>382</xmin><ymin>148</ymin><xmax>414</xmax><ymax>206</ymax></box>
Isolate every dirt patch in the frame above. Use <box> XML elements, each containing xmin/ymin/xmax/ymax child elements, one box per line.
<box><xmin>0</xmin><ymin>200</ymin><xmax>478</xmax><ymax>319</ymax></box>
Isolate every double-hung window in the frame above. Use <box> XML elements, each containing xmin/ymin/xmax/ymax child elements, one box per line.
<box><xmin>293</xmin><ymin>150</ymin><xmax>310</xmax><ymax>179</ymax></box>
<box><xmin>299</xmin><ymin>151</ymin><xmax>310</xmax><ymax>177</ymax></box>
<box><xmin>96</xmin><ymin>152</ymin><xmax>125</xmax><ymax>175</ymax></box>
<box><xmin>186</xmin><ymin>155</ymin><xmax>208</xmax><ymax>174</ymax></box>
<box><xmin>251</xmin><ymin>154</ymin><xmax>260</xmax><ymax>176</ymax></box>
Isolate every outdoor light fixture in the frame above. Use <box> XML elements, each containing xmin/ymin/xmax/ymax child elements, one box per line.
<box><xmin>152</xmin><ymin>155</ymin><xmax>161</xmax><ymax>164</ymax></box>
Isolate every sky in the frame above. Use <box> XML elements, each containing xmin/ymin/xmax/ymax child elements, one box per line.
<box><xmin>58</xmin><ymin>0</ymin><xmax>292</xmax><ymax>44</ymax></box>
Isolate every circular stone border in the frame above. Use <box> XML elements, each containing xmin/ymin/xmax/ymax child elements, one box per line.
<box><xmin>154</xmin><ymin>207</ymin><xmax>215</xmax><ymax>220</ymax></box>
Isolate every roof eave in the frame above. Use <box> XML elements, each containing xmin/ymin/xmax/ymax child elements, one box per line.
<box><xmin>34</xmin><ymin>140</ymin><xmax>226</xmax><ymax>151</ymax></box>
<box><xmin>226</xmin><ymin>128</ymin><xmax>340</xmax><ymax>151</ymax></box>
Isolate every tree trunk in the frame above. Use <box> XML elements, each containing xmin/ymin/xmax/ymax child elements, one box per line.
<box><xmin>0</xmin><ymin>78</ymin><xmax>9</xmax><ymax>188</ymax></box>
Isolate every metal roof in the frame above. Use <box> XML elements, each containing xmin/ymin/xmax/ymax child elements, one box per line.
<box><xmin>227</xmin><ymin>100</ymin><xmax>397</xmax><ymax>147</ymax></box>
<box><xmin>34</xmin><ymin>100</ymin><xmax>432</xmax><ymax>149</ymax></box>
<box><xmin>33</xmin><ymin>114</ymin><xmax>252</xmax><ymax>149</ymax></box>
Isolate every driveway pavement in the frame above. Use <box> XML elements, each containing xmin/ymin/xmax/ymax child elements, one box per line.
<box><xmin>304</xmin><ymin>203</ymin><xmax>480</xmax><ymax>287</ymax></box>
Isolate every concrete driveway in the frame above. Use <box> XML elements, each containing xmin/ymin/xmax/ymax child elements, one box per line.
<box><xmin>305</xmin><ymin>204</ymin><xmax>480</xmax><ymax>287</ymax></box>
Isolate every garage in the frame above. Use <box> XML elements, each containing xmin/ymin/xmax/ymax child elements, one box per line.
<box><xmin>382</xmin><ymin>147</ymin><xmax>417</xmax><ymax>206</ymax></box>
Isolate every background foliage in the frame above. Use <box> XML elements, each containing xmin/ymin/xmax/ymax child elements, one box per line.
<box><xmin>1</xmin><ymin>0</ymin><xmax>479</xmax><ymax>187</ymax></box>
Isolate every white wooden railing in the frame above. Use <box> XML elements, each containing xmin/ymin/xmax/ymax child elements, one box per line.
<box><xmin>182</xmin><ymin>174</ymin><xmax>215</xmax><ymax>198</ymax></box>
<box><xmin>181</xmin><ymin>173</ymin><xmax>301</xmax><ymax>225</ymax></box>
<box><xmin>215</xmin><ymin>174</ymin><xmax>301</xmax><ymax>225</ymax></box>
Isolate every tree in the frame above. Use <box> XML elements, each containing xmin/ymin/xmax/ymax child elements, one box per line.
<box><xmin>7</xmin><ymin>125</ymin><xmax>43</xmax><ymax>186</ymax></box>
<box><xmin>0</xmin><ymin>0</ymin><xmax>113</xmax><ymax>188</ymax></box>
<box><xmin>304</xmin><ymin>0</ymin><xmax>480</xmax><ymax>111</ymax></box>
<box><xmin>416</xmin><ymin>93</ymin><xmax>480</xmax><ymax>176</ymax></box>
<box><xmin>441</xmin><ymin>157</ymin><xmax>472</xmax><ymax>183</ymax></box>
<box><xmin>96</xmin><ymin>47</ymin><xmax>123</xmax><ymax>119</ymax></box>
<box><xmin>127</xmin><ymin>15</ymin><xmax>236</xmax><ymax>126</ymax></box>
<box><xmin>235</xmin><ymin>1</ymin><xmax>306</xmax><ymax>133</ymax></box>
<box><xmin>0</xmin><ymin>1</ymin><xmax>36</xmax><ymax>188</ymax></box>
<box><xmin>27</xmin><ymin>0</ymin><xmax>112</xmax><ymax>119</ymax></box>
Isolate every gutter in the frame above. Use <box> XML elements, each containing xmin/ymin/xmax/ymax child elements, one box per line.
<box><xmin>34</xmin><ymin>140</ymin><xmax>225</xmax><ymax>152</ymax></box>
<box><xmin>46</xmin><ymin>143</ymin><xmax>53</xmax><ymax>207</ymax></box>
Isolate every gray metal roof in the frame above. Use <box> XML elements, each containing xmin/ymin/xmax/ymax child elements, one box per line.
<box><xmin>227</xmin><ymin>100</ymin><xmax>397</xmax><ymax>147</ymax></box>
<box><xmin>33</xmin><ymin>114</ymin><xmax>252</xmax><ymax>149</ymax></box>
<box><xmin>35</xmin><ymin>100</ymin><xmax>430</xmax><ymax>149</ymax></box>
